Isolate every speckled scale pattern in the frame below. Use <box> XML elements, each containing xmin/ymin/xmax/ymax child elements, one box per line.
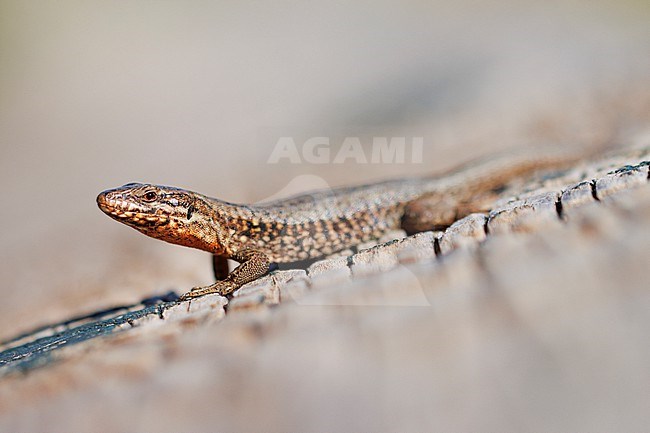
<box><xmin>210</xmin><ymin>179</ymin><xmax>428</xmax><ymax>262</ymax></box>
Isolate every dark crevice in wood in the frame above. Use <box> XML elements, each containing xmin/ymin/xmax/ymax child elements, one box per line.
<box><xmin>555</xmin><ymin>197</ymin><xmax>564</xmax><ymax>220</ymax></box>
<box><xmin>590</xmin><ymin>180</ymin><xmax>600</xmax><ymax>201</ymax></box>
<box><xmin>433</xmin><ymin>237</ymin><xmax>441</xmax><ymax>257</ymax></box>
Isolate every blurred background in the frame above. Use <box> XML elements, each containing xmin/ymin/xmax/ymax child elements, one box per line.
<box><xmin>1</xmin><ymin>0</ymin><xmax>649</xmax><ymax>339</ymax></box>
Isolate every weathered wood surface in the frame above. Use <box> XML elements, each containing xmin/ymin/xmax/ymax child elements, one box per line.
<box><xmin>1</xmin><ymin>148</ymin><xmax>649</xmax><ymax>432</ymax></box>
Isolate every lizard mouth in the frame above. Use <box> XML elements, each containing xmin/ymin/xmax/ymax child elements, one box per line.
<box><xmin>96</xmin><ymin>193</ymin><xmax>169</xmax><ymax>226</ymax></box>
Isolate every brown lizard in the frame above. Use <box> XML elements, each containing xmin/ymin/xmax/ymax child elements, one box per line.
<box><xmin>96</xmin><ymin>151</ymin><xmax>581</xmax><ymax>300</ymax></box>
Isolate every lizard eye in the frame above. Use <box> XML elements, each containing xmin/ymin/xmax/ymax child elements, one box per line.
<box><xmin>142</xmin><ymin>191</ymin><xmax>158</xmax><ymax>202</ymax></box>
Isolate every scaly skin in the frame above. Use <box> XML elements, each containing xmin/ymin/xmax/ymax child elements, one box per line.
<box><xmin>97</xmin><ymin>152</ymin><xmax>577</xmax><ymax>299</ymax></box>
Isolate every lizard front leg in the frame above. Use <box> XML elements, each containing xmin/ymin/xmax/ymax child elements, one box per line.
<box><xmin>180</xmin><ymin>249</ymin><xmax>271</xmax><ymax>300</ymax></box>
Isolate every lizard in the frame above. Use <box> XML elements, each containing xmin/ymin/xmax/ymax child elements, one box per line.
<box><xmin>96</xmin><ymin>150</ymin><xmax>585</xmax><ymax>300</ymax></box>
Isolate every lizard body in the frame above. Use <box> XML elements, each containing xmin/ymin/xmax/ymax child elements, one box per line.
<box><xmin>97</xmin><ymin>152</ymin><xmax>577</xmax><ymax>299</ymax></box>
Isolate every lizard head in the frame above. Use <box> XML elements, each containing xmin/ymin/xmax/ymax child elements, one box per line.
<box><xmin>97</xmin><ymin>183</ymin><xmax>225</xmax><ymax>253</ymax></box>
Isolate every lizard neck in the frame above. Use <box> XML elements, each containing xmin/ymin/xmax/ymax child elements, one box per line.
<box><xmin>174</xmin><ymin>195</ymin><xmax>234</xmax><ymax>255</ymax></box>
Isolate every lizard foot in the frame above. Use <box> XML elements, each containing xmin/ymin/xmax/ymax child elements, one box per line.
<box><xmin>179</xmin><ymin>281</ymin><xmax>238</xmax><ymax>301</ymax></box>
